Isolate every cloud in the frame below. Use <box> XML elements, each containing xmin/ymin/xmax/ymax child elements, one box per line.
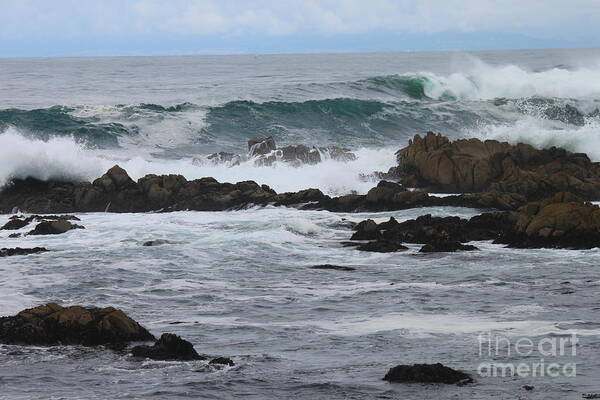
<box><xmin>2</xmin><ymin>0</ymin><xmax>600</xmax><ymax>40</ymax></box>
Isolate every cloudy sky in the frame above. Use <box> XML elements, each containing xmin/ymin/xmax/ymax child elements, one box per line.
<box><xmin>1</xmin><ymin>0</ymin><xmax>599</xmax><ymax>57</ymax></box>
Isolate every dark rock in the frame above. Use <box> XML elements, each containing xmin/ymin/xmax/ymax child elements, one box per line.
<box><xmin>1</xmin><ymin>218</ymin><xmax>29</xmax><ymax>230</ymax></box>
<box><xmin>419</xmin><ymin>241</ymin><xmax>478</xmax><ymax>253</ymax></box>
<box><xmin>8</xmin><ymin>233</ymin><xmax>21</xmax><ymax>238</ymax></box>
<box><xmin>248</xmin><ymin>136</ymin><xmax>276</xmax><ymax>156</ymax></box>
<box><xmin>394</xmin><ymin>131</ymin><xmax>600</xmax><ymax>201</ymax></box>
<box><xmin>522</xmin><ymin>385</ymin><xmax>535</xmax><ymax>391</ymax></box>
<box><xmin>495</xmin><ymin>192</ymin><xmax>600</xmax><ymax>249</ymax></box>
<box><xmin>142</xmin><ymin>239</ymin><xmax>171</xmax><ymax>247</ymax></box>
<box><xmin>0</xmin><ymin>247</ymin><xmax>48</xmax><ymax>257</ymax></box>
<box><xmin>131</xmin><ymin>333</ymin><xmax>204</xmax><ymax>361</ymax></box>
<box><xmin>0</xmin><ymin>303</ymin><xmax>155</xmax><ymax>346</ymax></box>
<box><xmin>350</xmin><ymin>219</ymin><xmax>381</xmax><ymax>240</ymax></box>
<box><xmin>357</xmin><ymin>240</ymin><xmax>408</xmax><ymax>253</ymax></box>
<box><xmin>28</xmin><ymin>219</ymin><xmax>84</xmax><ymax>235</ymax></box>
<box><xmin>311</xmin><ymin>264</ymin><xmax>356</xmax><ymax>271</ymax></box>
<box><xmin>383</xmin><ymin>363</ymin><xmax>473</xmax><ymax>385</ymax></box>
<box><xmin>209</xmin><ymin>357</ymin><xmax>235</xmax><ymax>366</ymax></box>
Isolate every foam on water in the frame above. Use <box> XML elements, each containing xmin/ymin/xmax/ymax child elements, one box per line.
<box><xmin>0</xmin><ymin>128</ymin><xmax>397</xmax><ymax>195</ymax></box>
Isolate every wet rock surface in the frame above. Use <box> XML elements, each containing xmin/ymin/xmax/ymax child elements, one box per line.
<box><xmin>0</xmin><ymin>247</ymin><xmax>48</xmax><ymax>257</ymax></box>
<box><xmin>383</xmin><ymin>363</ymin><xmax>473</xmax><ymax>385</ymax></box>
<box><xmin>0</xmin><ymin>303</ymin><xmax>155</xmax><ymax>346</ymax></box>
<box><xmin>131</xmin><ymin>333</ymin><xmax>205</xmax><ymax>361</ymax></box>
<box><xmin>391</xmin><ymin>131</ymin><xmax>600</xmax><ymax>201</ymax></box>
<box><xmin>311</xmin><ymin>264</ymin><xmax>356</xmax><ymax>271</ymax></box>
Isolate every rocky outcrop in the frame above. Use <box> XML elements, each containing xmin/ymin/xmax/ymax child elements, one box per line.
<box><xmin>345</xmin><ymin>212</ymin><xmax>513</xmax><ymax>253</ymax></box>
<box><xmin>496</xmin><ymin>192</ymin><xmax>600</xmax><ymax>249</ymax></box>
<box><xmin>391</xmin><ymin>131</ymin><xmax>600</xmax><ymax>201</ymax></box>
<box><xmin>1</xmin><ymin>215</ymin><xmax>80</xmax><ymax>230</ymax></box>
<box><xmin>383</xmin><ymin>363</ymin><xmax>473</xmax><ymax>385</ymax></box>
<box><xmin>0</xmin><ymin>247</ymin><xmax>48</xmax><ymax>257</ymax></box>
<box><xmin>209</xmin><ymin>356</ymin><xmax>235</xmax><ymax>366</ymax></box>
<box><xmin>28</xmin><ymin>219</ymin><xmax>84</xmax><ymax>235</ymax></box>
<box><xmin>0</xmin><ymin>303</ymin><xmax>155</xmax><ymax>346</ymax></box>
<box><xmin>131</xmin><ymin>333</ymin><xmax>204</xmax><ymax>361</ymax></box>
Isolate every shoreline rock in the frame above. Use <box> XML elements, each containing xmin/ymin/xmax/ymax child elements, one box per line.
<box><xmin>0</xmin><ymin>303</ymin><xmax>155</xmax><ymax>346</ymax></box>
<box><xmin>0</xmin><ymin>247</ymin><xmax>48</xmax><ymax>257</ymax></box>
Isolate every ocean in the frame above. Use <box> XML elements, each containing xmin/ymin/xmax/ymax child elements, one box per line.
<box><xmin>1</xmin><ymin>48</ymin><xmax>600</xmax><ymax>399</ymax></box>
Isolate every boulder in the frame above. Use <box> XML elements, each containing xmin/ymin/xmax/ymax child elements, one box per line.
<box><xmin>131</xmin><ymin>333</ymin><xmax>204</xmax><ymax>361</ymax></box>
<box><xmin>357</xmin><ymin>240</ymin><xmax>408</xmax><ymax>252</ymax></box>
<box><xmin>28</xmin><ymin>219</ymin><xmax>84</xmax><ymax>235</ymax></box>
<box><xmin>383</xmin><ymin>363</ymin><xmax>473</xmax><ymax>385</ymax></box>
<box><xmin>0</xmin><ymin>247</ymin><xmax>48</xmax><ymax>257</ymax></box>
<box><xmin>0</xmin><ymin>303</ymin><xmax>155</xmax><ymax>346</ymax></box>
<box><xmin>350</xmin><ymin>219</ymin><xmax>381</xmax><ymax>240</ymax></box>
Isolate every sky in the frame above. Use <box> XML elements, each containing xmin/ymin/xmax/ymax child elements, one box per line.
<box><xmin>1</xmin><ymin>0</ymin><xmax>599</xmax><ymax>57</ymax></box>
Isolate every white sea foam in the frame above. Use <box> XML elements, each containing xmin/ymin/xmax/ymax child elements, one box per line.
<box><xmin>463</xmin><ymin>117</ymin><xmax>600</xmax><ymax>161</ymax></box>
<box><xmin>419</xmin><ymin>58</ymin><xmax>600</xmax><ymax>100</ymax></box>
<box><xmin>0</xmin><ymin>128</ymin><xmax>396</xmax><ymax>195</ymax></box>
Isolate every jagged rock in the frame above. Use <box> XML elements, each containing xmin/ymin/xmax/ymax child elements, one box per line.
<box><xmin>393</xmin><ymin>131</ymin><xmax>600</xmax><ymax>201</ymax></box>
<box><xmin>1</xmin><ymin>218</ymin><xmax>29</xmax><ymax>230</ymax></box>
<box><xmin>351</xmin><ymin>219</ymin><xmax>381</xmax><ymax>240</ymax></box>
<box><xmin>131</xmin><ymin>333</ymin><xmax>204</xmax><ymax>361</ymax></box>
<box><xmin>28</xmin><ymin>219</ymin><xmax>84</xmax><ymax>235</ymax></box>
<box><xmin>0</xmin><ymin>303</ymin><xmax>154</xmax><ymax>346</ymax></box>
<box><xmin>383</xmin><ymin>363</ymin><xmax>473</xmax><ymax>385</ymax></box>
<box><xmin>1</xmin><ymin>214</ymin><xmax>80</xmax><ymax>230</ymax></box>
<box><xmin>496</xmin><ymin>192</ymin><xmax>600</xmax><ymax>248</ymax></box>
<box><xmin>209</xmin><ymin>357</ymin><xmax>235</xmax><ymax>366</ymax></box>
<box><xmin>248</xmin><ymin>136</ymin><xmax>276</xmax><ymax>156</ymax></box>
<box><xmin>0</xmin><ymin>247</ymin><xmax>48</xmax><ymax>257</ymax></box>
<box><xmin>311</xmin><ymin>264</ymin><xmax>356</xmax><ymax>271</ymax></box>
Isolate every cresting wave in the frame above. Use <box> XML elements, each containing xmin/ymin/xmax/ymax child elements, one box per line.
<box><xmin>0</xmin><ymin>128</ymin><xmax>396</xmax><ymax>195</ymax></box>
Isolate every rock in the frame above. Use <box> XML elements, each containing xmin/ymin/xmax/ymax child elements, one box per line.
<box><xmin>131</xmin><ymin>333</ymin><xmax>204</xmax><ymax>361</ymax></box>
<box><xmin>357</xmin><ymin>240</ymin><xmax>408</xmax><ymax>252</ymax></box>
<box><xmin>522</xmin><ymin>385</ymin><xmax>535</xmax><ymax>391</ymax></box>
<box><xmin>0</xmin><ymin>247</ymin><xmax>48</xmax><ymax>257</ymax></box>
<box><xmin>1</xmin><ymin>218</ymin><xmax>29</xmax><ymax>230</ymax></box>
<box><xmin>383</xmin><ymin>363</ymin><xmax>473</xmax><ymax>385</ymax></box>
<box><xmin>496</xmin><ymin>192</ymin><xmax>600</xmax><ymax>248</ymax></box>
<box><xmin>0</xmin><ymin>303</ymin><xmax>155</xmax><ymax>346</ymax></box>
<box><xmin>28</xmin><ymin>219</ymin><xmax>84</xmax><ymax>235</ymax></box>
<box><xmin>248</xmin><ymin>136</ymin><xmax>276</xmax><ymax>156</ymax></box>
<box><xmin>419</xmin><ymin>241</ymin><xmax>478</xmax><ymax>252</ymax></box>
<box><xmin>393</xmin><ymin>131</ymin><xmax>600</xmax><ymax>201</ymax></box>
<box><xmin>8</xmin><ymin>233</ymin><xmax>21</xmax><ymax>238</ymax></box>
<box><xmin>142</xmin><ymin>239</ymin><xmax>171</xmax><ymax>247</ymax></box>
<box><xmin>350</xmin><ymin>219</ymin><xmax>381</xmax><ymax>240</ymax></box>
<box><xmin>311</xmin><ymin>264</ymin><xmax>356</xmax><ymax>271</ymax></box>
<box><xmin>209</xmin><ymin>357</ymin><xmax>235</xmax><ymax>366</ymax></box>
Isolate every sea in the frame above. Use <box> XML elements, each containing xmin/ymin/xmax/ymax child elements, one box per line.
<box><xmin>1</xmin><ymin>48</ymin><xmax>600</xmax><ymax>399</ymax></box>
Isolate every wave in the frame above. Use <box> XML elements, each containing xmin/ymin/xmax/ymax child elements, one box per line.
<box><xmin>0</xmin><ymin>128</ymin><xmax>396</xmax><ymax>196</ymax></box>
<box><xmin>0</xmin><ymin>106</ymin><xmax>135</xmax><ymax>148</ymax></box>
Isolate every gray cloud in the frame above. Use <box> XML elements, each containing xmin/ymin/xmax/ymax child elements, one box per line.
<box><xmin>1</xmin><ymin>0</ymin><xmax>600</xmax><ymax>39</ymax></box>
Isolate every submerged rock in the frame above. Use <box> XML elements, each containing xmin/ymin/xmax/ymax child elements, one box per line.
<box><xmin>419</xmin><ymin>241</ymin><xmax>478</xmax><ymax>253</ymax></box>
<box><xmin>0</xmin><ymin>247</ymin><xmax>48</xmax><ymax>257</ymax></box>
<box><xmin>311</xmin><ymin>264</ymin><xmax>356</xmax><ymax>271</ymax></box>
<box><xmin>383</xmin><ymin>363</ymin><xmax>473</xmax><ymax>385</ymax></box>
<box><xmin>142</xmin><ymin>239</ymin><xmax>172</xmax><ymax>247</ymax></box>
<box><xmin>0</xmin><ymin>303</ymin><xmax>155</xmax><ymax>346</ymax></box>
<box><xmin>131</xmin><ymin>333</ymin><xmax>204</xmax><ymax>361</ymax></box>
<box><xmin>209</xmin><ymin>357</ymin><xmax>235</xmax><ymax>366</ymax></box>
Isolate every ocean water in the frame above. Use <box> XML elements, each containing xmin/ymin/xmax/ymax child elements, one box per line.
<box><xmin>1</xmin><ymin>49</ymin><xmax>600</xmax><ymax>399</ymax></box>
